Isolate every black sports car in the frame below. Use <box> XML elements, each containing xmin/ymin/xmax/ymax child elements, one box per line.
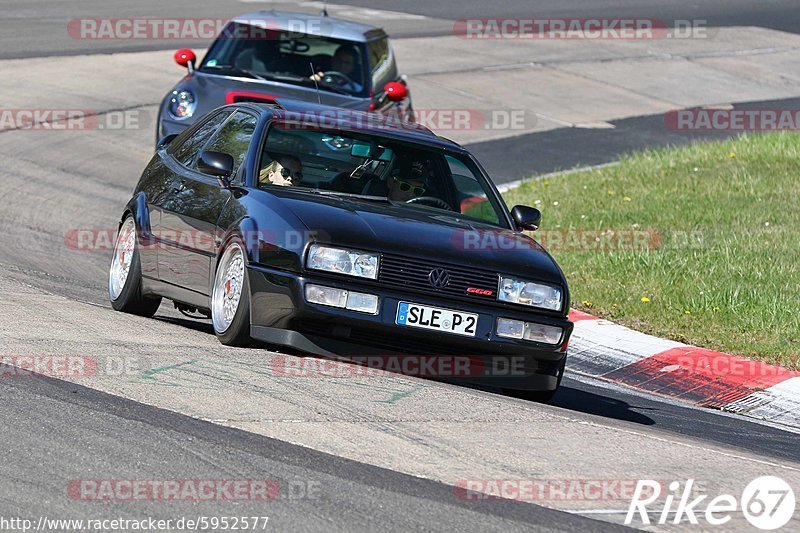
<box><xmin>109</xmin><ymin>101</ymin><xmax>572</xmax><ymax>400</ymax></box>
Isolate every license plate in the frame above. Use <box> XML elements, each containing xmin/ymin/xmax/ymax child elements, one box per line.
<box><xmin>395</xmin><ymin>301</ymin><xmax>478</xmax><ymax>337</ymax></box>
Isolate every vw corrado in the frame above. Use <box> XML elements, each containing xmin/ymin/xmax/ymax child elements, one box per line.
<box><xmin>109</xmin><ymin>102</ymin><xmax>572</xmax><ymax>399</ymax></box>
<box><xmin>159</xmin><ymin>10</ymin><xmax>414</xmax><ymax>144</ymax></box>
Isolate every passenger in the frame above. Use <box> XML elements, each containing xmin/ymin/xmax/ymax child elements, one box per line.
<box><xmin>259</xmin><ymin>155</ymin><xmax>303</xmax><ymax>187</ymax></box>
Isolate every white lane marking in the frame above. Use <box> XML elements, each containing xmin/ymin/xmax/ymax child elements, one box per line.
<box><xmin>567</xmin><ymin>319</ymin><xmax>685</xmax><ymax>375</ymax></box>
<box><xmin>768</xmin><ymin>376</ymin><xmax>800</xmax><ymax>396</ymax></box>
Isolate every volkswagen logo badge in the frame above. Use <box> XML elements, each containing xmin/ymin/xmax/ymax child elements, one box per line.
<box><xmin>428</xmin><ymin>268</ymin><xmax>451</xmax><ymax>288</ymax></box>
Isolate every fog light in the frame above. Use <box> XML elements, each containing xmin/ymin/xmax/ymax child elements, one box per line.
<box><xmin>496</xmin><ymin>318</ymin><xmax>563</xmax><ymax>345</ymax></box>
<box><xmin>523</xmin><ymin>323</ymin><xmax>563</xmax><ymax>344</ymax></box>
<box><xmin>306</xmin><ymin>285</ymin><xmax>347</xmax><ymax>308</ymax></box>
<box><xmin>345</xmin><ymin>291</ymin><xmax>379</xmax><ymax>314</ymax></box>
<box><xmin>496</xmin><ymin>318</ymin><xmax>524</xmax><ymax>339</ymax></box>
<box><xmin>305</xmin><ymin>284</ymin><xmax>378</xmax><ymax>314</ymax></box>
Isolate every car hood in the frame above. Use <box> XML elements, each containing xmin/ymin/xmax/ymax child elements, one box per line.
<box><xmin>270</xmin><ymin>190</ymin><xmax>566</xmax><ymax>285</ymax></box>
<box><xmin>186</xmin><ymin>72</ymin><xmax>367</xmax><ymax>111</ymax></box>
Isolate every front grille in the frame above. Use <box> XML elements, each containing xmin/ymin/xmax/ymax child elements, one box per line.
<box><xmin>378</xmin><ymin>254</ymin><xmax>498</xmax><ymax>299</ymax></box>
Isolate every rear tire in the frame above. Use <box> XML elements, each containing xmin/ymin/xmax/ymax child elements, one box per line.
<box><xmin>108</xmin><ymin>216</ymin><xmax>162</xmax><ymax>317</ymax></box>
<box><xmin>211</xmin><ymin>241</ymin><xmax>252</xmax><ymax>346</ymax></box>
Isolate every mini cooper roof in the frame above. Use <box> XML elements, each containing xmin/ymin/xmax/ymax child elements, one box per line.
<box><xmin>231</xmin><ymin>10</ymin><xmax>389</xmax><ymax>43</ymax></box>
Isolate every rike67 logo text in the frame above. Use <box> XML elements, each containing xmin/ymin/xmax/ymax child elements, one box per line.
<box><xmin>626</xmin><ymin>477</ymin><xmax>795</xmax><ymax>529</ymax></box>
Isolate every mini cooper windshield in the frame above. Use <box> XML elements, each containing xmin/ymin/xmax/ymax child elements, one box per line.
<box><xmin>200</xmin><ymin>22</ymin><xmax>371</xmax><ymax>97</ymax></box>
<box><xmin>257</xmin><ymin>123</ymin><xmax>509</xmax><ymax>227</ymax></box>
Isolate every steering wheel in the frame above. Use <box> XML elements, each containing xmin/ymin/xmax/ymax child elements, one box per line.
<box><xmin>406</xmin><ymin>196</ymin><xmax>451</xmax><ymax>210</ymax></box>
<box><xmin>321</xmin><ymin>71</ymin><xmax>356</xmax><ymax>90</ymax></box>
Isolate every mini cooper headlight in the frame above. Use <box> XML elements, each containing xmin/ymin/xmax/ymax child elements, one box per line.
<box><xmin>498</xmin><ymin>276</ymin><xmax>562</xmax><ymax>311</ymax></box>
<box><xmin>168</xmin><ymin>89</ymin><xmax>197</xmax><ymax>120</ymax></box>
<box><xmin>307</xmin><ymin>245</ymin><xmax>379</xmax><ymax>279</ymax></box>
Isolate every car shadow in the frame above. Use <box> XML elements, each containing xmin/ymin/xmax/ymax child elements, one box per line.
<box><xmin>460</xmin><ymin>381</ymin><xmax>656</xmax><ymax>426</ymax></box>
<box><xmin>150</xmin><ymin>312</ymin><xmax>656</xmax><ymax>426</ymax></box>
<box><xmin>544</xmin><ymin>384</ymin><xmax>656</xmax><ymax>425</ymax></box>
<box><xmin>154</xmin><ymin>315</ymin><xmax>215</xmax><ymax>335</ymax></box>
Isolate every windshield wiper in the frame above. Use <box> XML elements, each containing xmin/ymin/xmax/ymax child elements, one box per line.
<box><xmin>201</xmin><ymin>64</ymin><xmax>267</xmax><ymax>81</ymax></box>
<box><xmin>201</xmin><ymin>65</ymin><xmax>352</xmax><ymax>94</ymax></box>
<box><xmin>282</xmin><ymin>76</ymin><xmax>352</xmax><ymax>95</ymax></box>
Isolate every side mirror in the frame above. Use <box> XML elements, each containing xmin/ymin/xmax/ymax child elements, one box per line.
<box><xmin>174</xmin><ymin>48</ymin><xmax>196</xmax><ymax>73</ymax></box>
<box><xmin>198</xmin><ymin>150</ymin><xmax>234</xmax><ymax>187</ymax></box>
<box><xmin>511</xmin><ymin>205</ymin><xmax>541</xmax><ymax>231</ymax></box>
<box><xmin>156</xmin><ymin>133</ymin><xmax>178</xmax><ymax>150</ymax></box>
<box><xmin>383</xmin><ymin>81</ymin><xmax>408</xmax><ymax>102</ymax></box>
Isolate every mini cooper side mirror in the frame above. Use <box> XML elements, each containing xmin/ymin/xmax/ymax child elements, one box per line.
<box><xmin>383</xmin><ymin>81</ymin><xmax>408</xmax><ymax>102</ymax></box>
<box><xmin>198</xmin><ymin>150</ymin><xmax>235</xmax><ymax>187</ymax></box>
<box><xmin>511</xmin><ymin>205</ymin><xmax>541</xmax><ymax>231</ymax></box>
<box><xmin>174</xmin><ymin>48</ymin><xmax>196</xmax><ymax>73</ymax></box>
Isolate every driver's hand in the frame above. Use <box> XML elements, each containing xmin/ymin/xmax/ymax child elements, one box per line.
<box><xmin>310</xmin><ymin>71</ymin><xmax>324</xmax><ymax>81</ymax></box>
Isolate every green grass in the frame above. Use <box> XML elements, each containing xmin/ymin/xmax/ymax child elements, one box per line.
<box><xmin>502</xmin><ymin>132</ymin><xmax>800</xmax><ymax>368</ymax></box>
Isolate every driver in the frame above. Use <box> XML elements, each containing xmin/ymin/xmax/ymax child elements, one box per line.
<box><xmin>259</xmin><ymin>155</ymin><xmax>303</xmax><ymax>187</ymax></box>
<box><xmin>311</xmin><ymin>45</ymin><xmax>362</xmax><ymax>92</ymax></box>
<box><xmin>388</xmin><ymin>159</ymin><xmax>428</xmax><ymax>202</ymax></box>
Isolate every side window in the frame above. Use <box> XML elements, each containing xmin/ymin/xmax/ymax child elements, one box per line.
<box><xmin>201</xmin><ymin>111</ymin><xmax>258</xmax><ymax>177</ymax></box>
<box><xmin>367</xmin><ymin>38</ymin><xmax>397</xmax><ymax>92</ymax></box>
<box><xmin>446</xmin><ymin>155</ymin><xmax>501</xmax><ymax>225</ymax></box>
<box><xmin>173</xmin><ymin>110</ymin><xmax>232</xmax><ymax>168</ymax></box>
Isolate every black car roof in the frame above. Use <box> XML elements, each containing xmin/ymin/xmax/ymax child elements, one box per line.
<box><xmin>234</xmin><ymin>101</ymin><xmax>467</xmax><ymax>152</ymax></box>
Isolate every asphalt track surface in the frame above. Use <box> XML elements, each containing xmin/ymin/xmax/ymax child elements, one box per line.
<box><xmin>2</xmin><ymin>1</ymin><xmax>800</xmax><ymax>531</ymax></box>
<box><xmin>1</xmin><ymin>373</ymin><xmax>623</xmax><ymax>532</ymax></box>
<box><xmin>3</xmin><ymin>0</ymin><xmax>800</xmax><ymax>59</ymax></box>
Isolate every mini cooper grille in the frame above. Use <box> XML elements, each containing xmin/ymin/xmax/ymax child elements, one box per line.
<box><xmin>378</xmin><ymin>254</ymin><xmax>498</xmax><ymax>298</ymax></box>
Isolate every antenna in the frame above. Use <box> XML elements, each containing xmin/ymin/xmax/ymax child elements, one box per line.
<box><xmin>309</xmin><ymin>62</ymin><xmax>322</xmax><ymax>105</ymax></box>
<box><xmin>320</xmin><ymin>1</ymin><xmax>329</xmax><ymax>17</ymax></box>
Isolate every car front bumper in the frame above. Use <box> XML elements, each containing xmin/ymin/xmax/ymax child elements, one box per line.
<box><xmin>247</xmin><ymin>265</ymin><xmax>572</xmax><ymax>391</ymax></box>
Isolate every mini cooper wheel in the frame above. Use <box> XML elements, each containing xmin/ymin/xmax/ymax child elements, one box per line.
<box><xmin>211</xmin><ymin>241</ymin><xmax>252</xmax><ymax>346</ymax></box>
<box><xmin>108</xmin><ymin>216</ymin><xmax>162</xmax><ymax>316</ymax></box>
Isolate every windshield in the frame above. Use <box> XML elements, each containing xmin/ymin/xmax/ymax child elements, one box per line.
<box><xmin>257</xmin><ymin>124</ymin><xmax>509</xmax><ymax>227</ymax></box>
<box><xmin>200</xmin><ymin>22</ymin><xmax>370</xmax><ymax>97</ymax></box>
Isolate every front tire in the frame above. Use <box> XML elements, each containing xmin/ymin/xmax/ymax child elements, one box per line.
<box><xmin>211</xmin><ymin>241</ymin><xmax>252</xmax><ymax>346</ymax></box>
<box><xmin>108</xmin><ymin>216</ymin><xmax>162</xmax><ymax>317</ymax></box>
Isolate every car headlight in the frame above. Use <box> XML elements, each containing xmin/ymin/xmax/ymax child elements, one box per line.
<box><xmin>498</xmin><ymin>276</ymin><xmax>562</xmax><ymax>311</ymax></box>
<box><xmin>168</xmin><ymin>90</ymin><xmax>197</xmax><ymax>120</ymax></box>
<box><xmin>307</xmin><ymin>245</ymin><xmax>379</xmax><ymax>279</ymax></box>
